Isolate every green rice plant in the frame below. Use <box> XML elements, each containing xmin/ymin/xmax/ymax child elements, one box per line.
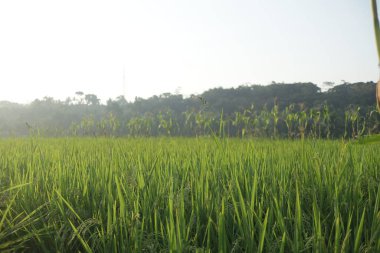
<box><xmin>0</xmin><ymin>137</ymin><xmax>379</xmax><ymax>252</ymax></box>
<box><xmin>0</xmin><ymin>184</ymin><xmax>44</xmax><ymax>252</ymax></box>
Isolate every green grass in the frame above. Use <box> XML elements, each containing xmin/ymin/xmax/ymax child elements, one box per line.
<box><xmin>0</xmin><ymin>137</ymin><xmax>379</xmax><ymax>252</ymax></box>
<box><xmin>357</xmin><ymin>134</ymin><xmax>380</xmax><ymax>145</ymax></box>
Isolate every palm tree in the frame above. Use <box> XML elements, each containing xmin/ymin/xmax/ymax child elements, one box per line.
<box><xmin>371</xmin><ymin>0</ymin><xmax>380</xmax><ymax>110</ymax></box>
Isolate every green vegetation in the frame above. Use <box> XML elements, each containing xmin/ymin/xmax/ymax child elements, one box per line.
<box><xmin>1</xmin><ymin>137</ymin><xmax>379</xmax><ymax>252</ymax></box>
<box><xmin>0</xmin><ymin>82</ymin><xmax>378</xmax><ymax>138</ymax></box>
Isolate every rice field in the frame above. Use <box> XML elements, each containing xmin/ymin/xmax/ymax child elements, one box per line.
<box><xmin>0</xmin><ymin>137</ymin><xmax>379</xmax><ymax>252</ymax></box>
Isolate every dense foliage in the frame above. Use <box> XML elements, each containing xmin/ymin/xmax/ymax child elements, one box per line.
<box><xmin>0</xmin><ymin>82</ymin><xmax>378</xmax><ymax>138</ymax></box>
<box><xmin>1</xmin><ymin>138</ymin><xmax>379</xmax><ymax>252</ymax></box>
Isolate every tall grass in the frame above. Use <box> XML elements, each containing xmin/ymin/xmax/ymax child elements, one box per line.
<box><xmin>0</xmin><ymin>137</ymin><xmax>379</xmax><ymax>252</ymax></box>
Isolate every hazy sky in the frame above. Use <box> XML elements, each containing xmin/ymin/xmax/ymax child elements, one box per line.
<box><xmin>0</xmin><ymin>0</ymin><xmax>377</xmax><ymax>103</ymax></box>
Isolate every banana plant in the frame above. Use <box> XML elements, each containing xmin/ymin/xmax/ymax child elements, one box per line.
<box><xmin>284</xmin><ymin>104</ymin><xmax>296</xmax><ymax>138</ymax></box>
<box><xmin>158</xmin><ymin>110</ymin><xmax>174</xmax><ymax>136</ymax></box>
<box><xmin>80</xmin><ymin>115</ymin><xmax>95</xmax><ymax>136</ymax></box>
<box><xmin>242</xmin><ymin>107</ymin><xmax>254</xmax><ymax>137</ymax></box>
<box><xmin>344</xmin><ymin>110</ymin><xmax>350</xmax><ymax>139</ymax></box>
<box><xmin>183</xmin><ymin>109</ymin><xmax>196</xmax><ymax>136</ymax></box>
<box><xmin>127</xmin><ymin>116</ymin><xmax>144</xmax><ymax>136</ymax></box>
<box><xmin>309</xmin><ymin>108</ymin><xmax>321</xmax><ymax>139</ymax></box>
<box><xmin>322</xmin><ymin>103</ymin><xmax>331</xmax><ymax>139</ymax></box>
<box><xmin>259</xmin><ymin>105</ymin><xmax>271</xmax><ymax>137</ymax></box>
<box><xmin>271</xmin><ymin>99</ymin><xmax>279</xmax><ymax>138</ymax></box>
<box><xmin>232</xmin><ymin>112</ymin><xmax>243</xmax><ymax>138</ymax></box>
<box><xmin>347</xmin><ymin>106</ymin><xmax>367</xmax><ymax>138</ymax></box>
<box><xmin>106</xmin><ymin>112</ymin><xmax>120</xmax><ymax>136</ymax></box>
<box><xmin>367</xmin><ymin>109</ymin><xmax>380</xmax><ymax>134</ymax></box>
<box><xmin>297</xmin><ymin>104</ymin><xmax>308</xmax><ymax>139</ymax></box>
<box><xmin>142</xmin><ymin>112</ymin><xmax>154</xmax><ymax>136</ymax></box>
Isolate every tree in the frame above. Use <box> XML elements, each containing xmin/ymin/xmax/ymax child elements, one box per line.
<box><xmin>75</xmin><ymin>91</ymin><xmax>84</xmax><ymax>104</ymax></box>
<box><xmin>116</xmin><ymin>95</ymin><xmax>127</xmax><ymax>106</ymax></box>
<box><xmin>84</xmin><ymin>94</ymin><xmax>100</xmax><ymax>106</ymax></box>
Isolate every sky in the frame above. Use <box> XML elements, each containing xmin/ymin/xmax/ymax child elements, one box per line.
<box><xmin>0</xmin><ymin>0</ymin><xmax>377</xmax><ymax>104</ymax></box>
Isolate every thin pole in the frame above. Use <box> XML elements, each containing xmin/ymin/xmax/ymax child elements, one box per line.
<box><xmin>371</xmin><ymin>0</ymin><xmax>380</xmax><ymax>109</ymax></box>
<box><xmin>123</xmin><ymin>65</ymin><xmax>126</xmax><ymax>98</ymax></box>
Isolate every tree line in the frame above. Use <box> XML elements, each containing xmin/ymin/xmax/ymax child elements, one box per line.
<box><xmin>0</xmin><ymin>81</ymin><xmax>379</xmax><ymax>138</ymax></box>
